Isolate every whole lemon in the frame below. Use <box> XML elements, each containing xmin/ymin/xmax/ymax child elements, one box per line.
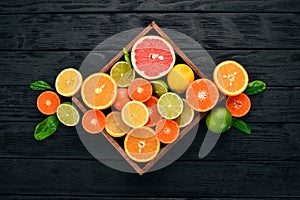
<box><xmin>167</xmin><ymin>64</ymin><xmax>195</xmax><ymax>93</ymax></box>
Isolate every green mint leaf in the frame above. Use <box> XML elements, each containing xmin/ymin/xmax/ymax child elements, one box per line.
<box><xmin>34</xmin><ymin>115</ymin><xmax>59</xmax><ymax>141</ymax></box>
<box><xmin>29</xmin><ymin>80</ymin><xmax>54</xmax><ymax>91</ymax></box>
<box><xmin>232</xmin><ymin>118</ymin><xmax>251</xmax><ymax>134</ymax></box>
<box><xmin>245</xmin><ymin>80</ymin><xmax>266</xmax><ymax>95</ymax></box>
<box><xmin>123</xmin><ymin>47</ymin><xmax>132</xmax><ymax>67</ymax></box>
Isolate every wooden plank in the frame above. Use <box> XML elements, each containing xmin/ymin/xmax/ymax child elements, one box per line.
<box><xmin>0</xmin><ymin>13</ymin><xmax>299</xmax><ymax>50</ymax></box>
<box><xmin>0</xmin><ymin>122</ymin><xmax>299</xmax><ymax>161</ymax></box>
<box><xmin>0</xmin><ymin>196</ymin><xmax>294</xmax><ymax>200</ymax></box>
<box><xmin>0</xmin><ymin>0</ymin><xmax>299</xmax><ymax>14</ymax></box>
<box><xmin>0</xmin><ymin>50</ymin><xmax>299</xmax><ymax>87</ymax></box>
<box><xmin>0</xmin><ymin>159</ymin><xmax>299</xmax><ymax>197</ymax></box>
<box><xmin>0</xmin><ymin>86</ymin><xmax>298</xmax><ymax>122</ymax></box>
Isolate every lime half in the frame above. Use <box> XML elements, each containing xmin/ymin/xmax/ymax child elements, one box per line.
<box><xmin>110</xmin><ymin>61</ymin><xmax>135</xmax><ymax>87</ymax></box>
<box><xmin>158</xmin><ymin>92</ymin><xmax>183</xmax><ymax>119</ymax></box>
<box><xmin>151</xmin><ymin>80</ymin><xmax>168</xmax><ymax>97</ymax></box>
<box><xmin>56</xmin><ymin>103</ymin><xmax>80</xmax><ymax>126</ymax></box>
<box><xmin>175</xmin><ymin>99</ymin><xmax>194</xmax><ymax>128</ymax></box>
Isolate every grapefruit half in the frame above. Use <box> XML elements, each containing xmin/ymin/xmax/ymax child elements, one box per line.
<box><xmin>131</xmin><ymin>35</ymin><xmax>175</xmax><ymax>80</ymax></box>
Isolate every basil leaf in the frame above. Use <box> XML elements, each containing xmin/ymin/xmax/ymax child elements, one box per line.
<box><xmin>232</xmin><ymin>118</ymin><xmax>251</xmax><ymax>134</ymax></box>
<box><xmin>34</xmin><ymin>115</ymin><xmax>59</xmax><ymax>141</ymax></box>
<box><xmin>245</xmin><ymin>80</ymin><xmax>266</xmax><ymax>95</ymax></box>
<box><xmin>123</xmin><ymin>47</ymin><xmax>132</xmax><ymax>67</ymax></box>
<box><xmin>29</xmin><ymin>80</ymin><xmax>54</xmax><ymax>91</ymax></box>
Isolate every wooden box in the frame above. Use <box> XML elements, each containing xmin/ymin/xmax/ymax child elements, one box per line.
<box><xmin>73</xmin><ymin>22</ymin><xmax>207</xmax><ymax>175</ymax></box>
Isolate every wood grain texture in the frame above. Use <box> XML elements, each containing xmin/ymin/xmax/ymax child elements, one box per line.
<box><xmin>0</xmin><ymin>122</ymin><xmax>299</xmax><ymax>161</ymax></box>
<box><xmin>0</xmin><ymin>13</ymin><xmax>299</xmax><ymax>50</ymax></box>
<box><xmin>0</xmin><ymin>0</ymin><xmax>299</xmax><ymax>14</ymax></box>
<box><xmin>0</xmin><ymin>86</ymin><xmax>298</xmax><ymax>122</ymax></box>
<box><xmin>0</xmin><ymin>159</ymin><xmax>299</xmax><ymax>197</ymax></box>
<box><xmin>0</xmin><ymin>197</ymin><xmax>295</xmax><ymax>200</ymax></box>
<box><xmin>1</xmin><ymin>50</ymin><xmax>299</xmax><ymax>86</ymax></box>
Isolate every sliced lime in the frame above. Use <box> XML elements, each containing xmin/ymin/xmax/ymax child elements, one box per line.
<box><xmin>151</xmin><ymin>80</ymin><xmax>168</xmax><ymax>97</ymax></box>
<box><xmin>157</xmin><ymin>92</ymin><xmax>183</xmax><ymax>119</ymax></box>
<box><xmin>110</xmin><ymin>61</ymin><xmax>135</xmax><ymax>87</ymax></box>
<box><xmin>175</xmin><ymin>99</ymin><xmax>195</xmax><ymax>128</ymax></box>
<box><xmin>56</xmin><ymin>103</ymin><xmax>80</xmax><ymax>126</ymax></box>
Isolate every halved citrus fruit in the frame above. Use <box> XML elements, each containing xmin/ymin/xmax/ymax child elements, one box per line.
<box><xmin>213</xmin><ymin>60</ymin><xmax>249</xmax><ymax>96</ymax></box>
<box><xmin>121</xmin><ymin>101</ymin><xmax>149</xmax><ymax>128</ymax></box>
<box><xmin>56</xmin><ymin>102</ymin><xmax>80</xmax><ymax>126</ymax></box>
<box><xmin>124</xmin><ymin>127</ymin><xmax>160</xmax><ymax>162</ymax></box>
<box><xmin>105</xmin><ymin>111</ymin><xmax>131</xmax><ymax>137</ymax></box>
<box><xmin>113</xmin><ymin>88</ymin><xmax>130</xmax><ymax>111</ymax></box>
<box><xmin>151</xmin><ymin>80</ymin><xmax>168</xmax><ymax>97</ymax></box>
<box><xmin>155</xmin><ymin>119</ymin><xmax>179</xmax><ymax>144</ymax></box>
<box><xmin>55</xmin><ymin>68</ymin><xmax>83</xmax><ymax>97</ymax></box>
<box><xmin>167</xmin><ymin>64</ymin><xmax>195</xmax><ymax>94</ymax></box>
<box><xmin>157</xmin><ymin>92</ymin><xmax>183</xmax><ymax>119</ymax></box>
<box><xmin>144</xmin><ymin>96</ymin><xmax>162</xmax><ymax>127</ymax></box>
<box><xmin>131</xmin><ymin>35</ymin><xmax>176</xmax><ymax>80</ymax></box>
<box><xmin>81</xmin><ymin>73</ymin><xmax>117</xmax><ymax>110</ymax></box>
<box><xmin>186</xmin><ymin>79</ymin><xmax>219</xmax><ymax>112</ymax></box>
<box><xmin>175</xmin><ymin>99</ymin><xmax>195</xmax><ymax>128</ymax></box>
<box><xmin>128</xmin><ymin>78</ymin><xmax>152</xmax><ymax>102</ymax></box>
<box><xmin>226</xmin><ymin>93</ymin><xmax>251</xmax><ymax>117</ymax></box>
<box><xmin>37</xmin><ymin>91</ymin><xmax>61</xmax><ymax>115</ymax></box>
<box><xmin>110</xmin><ymin>61</ymin><xmax>135</xmax><ymax>87</ymax></box>
<box><xmin>82</xmin><ymin>109</ymin><xmax>106</xmax><ymax>134</ymax></box>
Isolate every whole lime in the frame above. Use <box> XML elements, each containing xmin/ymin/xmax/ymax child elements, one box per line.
<box><xmin>205</xmin><ymin>107</ymin><xmax>232</xmax><ymax>134</ymax></box>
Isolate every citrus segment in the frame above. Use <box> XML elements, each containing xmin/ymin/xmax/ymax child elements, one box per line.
<box><xmin>55</xmin><ymin>68</ymin><xmax>83</xmax><ymax>97</ymax></box>
<box><xmin>186</xmin><ymin>79</ymin><xmax>219</xmax><ymax>112</ymax></box>
<box><xmin>175</xmin><ymin>99</ymin><xmax>195</xmax><ymax>128</ymax></box>
<box><xmin>155</xmin><ymin>119</ymin><xmax>179</xmax><ymax>144</ymax></box>
<box><xmin>56</xmin><ymin>103</ymin><xmax>80</xmax><ymax>126</ymax></box>
<box><xmin>128</xmin><ymin>78</ymin><xmax>152</xmax><ymax>102</ymax></box>
<box><xmin>37</xmin><ymin>91</ymin><xmax>61</xmax><ymax>115</ymax></box>
<box><xmin>82</xmin><ymin>109</ymin><xmax>106</xmax><ymax>134</ymax></box>
<box><xmin>226</xmin><ymin>93</ymin><xmax>251</xmax><ymax>117</ymax></box>
<box><xmin>113</xmin><ymin>88</ymin><xmax>130</xmax><ymax>111</ymax></box>
<box><xmin>157</xmin><ymin>92</ymin><xmax>183</xmax><ymax>119</ymax></box>
<box><xmin>121</xmin><ymin>101</ymin><xmax>149</xmax><ymax>128</ymax></box>
<box><xmin>213</xmin><ymin>60</ymin><xmax>249</xmax><ymax>96</ymax></box>
<box><xmin>151</xmin><ymin>80</ymin><xmax>168</xmax><ymax>97</ymax></box>
<box><xmin>105</xmin><ymin>111</ymin><xmax>131</xmax><ymax>137</ymax></box>
<box><xmin>131</xmin><ymin>35</ymin><xmax>176</xmax><ymax>79</ymax></box>
<box><xmin>144</xmin><ymin>96</ymin><xmax>162</xmax><ymax>127</ymax></box>
<box><xmin>81</xmin><ymin>73</ymin><xmax>117</xmax><ymax>110</ymax></box>
<box><xmin>167</xmin><ymin>64</ymin><xmax>195</xmax><ymax>93</ymax></box>
<box><xmin>124</xmin><ymin>127</ymin><xmax>160</xmax><ymax>162</ymax></box>
<box><xmin>110</xmin><ymin>61</ymin><xmax>135</xmax><ymax>87</ymax></box>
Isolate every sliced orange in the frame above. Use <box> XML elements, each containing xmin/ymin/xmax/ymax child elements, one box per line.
<box><xmin>82</xmin><ymin>109</ymin><xmax>106</xmax><ymax>134</ymax></box>
<box><xmin>226</xmin><ymin>93</ymin><xmax>251</xmax><ymax>117</ymax></box>
<box><xmin>55</xmin><ymin>68</ymin><xmax>83</xmax><ymax>97</ymax></box>
<box><xmin>124</xmin><ymin>127</ymin><xmax>160</xmax><ymax>162</ymax></box>
<box><xmin>121</xmin><ymin>101</ymin><xmax>149</xmax><ymax>128</ymax></box>
<box><xmin>144</xmin><ymin>96</ymin><xmax>162</xmax><ymax>127</ymax></box>
<box><xmin>186</xmin><ymin>79</ymin><xmax>219</xmax><ymax>112</ymax></box>
<box><xmin>128</xmin><ymin>78</ymin><xmax>152</xmax><ymax>102</ymax></box>
<box><xmin>213</xmin><ymin>60</ymin><xmax>249</xmax><ymax>96</ymax></box>
<box><xmin>81</xmin><ymin>73</ymin><xmax>117</xmax><ymax>110</ymax></box>
<box><xmin>155</xmin><ymin>119</ymin><xmax>179</xmax><ymax>144</ymax></box>
<box><xmin>105</xmin><ymin>111</ymin><xmax>131</xmax><ymax>137</ymax></box>
<box><xmin>37</xmin><ymin>91</ymin><xmax>61</xmax><ymax>115</ymax></box>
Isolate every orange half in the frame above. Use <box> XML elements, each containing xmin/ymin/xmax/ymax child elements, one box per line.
<box><xmin>81</xmin><ymin>73</ymin><xmax>117</xmax><ymax>110</ymax></box>
<box><xmin>213</xmin><ymin>60</ymin><xmax>249</xmax><ymax>96</ymax></box>
<box><xmin>124</xmin><ymin>127</ymin><xmax>160</xmax><ymax>162</ymax></box>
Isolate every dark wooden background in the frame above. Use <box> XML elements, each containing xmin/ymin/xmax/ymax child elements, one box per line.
<box><xmin>0</xmin><ymin>0</ymin><xmax>299</xmax><ymax>199</ymax></box>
